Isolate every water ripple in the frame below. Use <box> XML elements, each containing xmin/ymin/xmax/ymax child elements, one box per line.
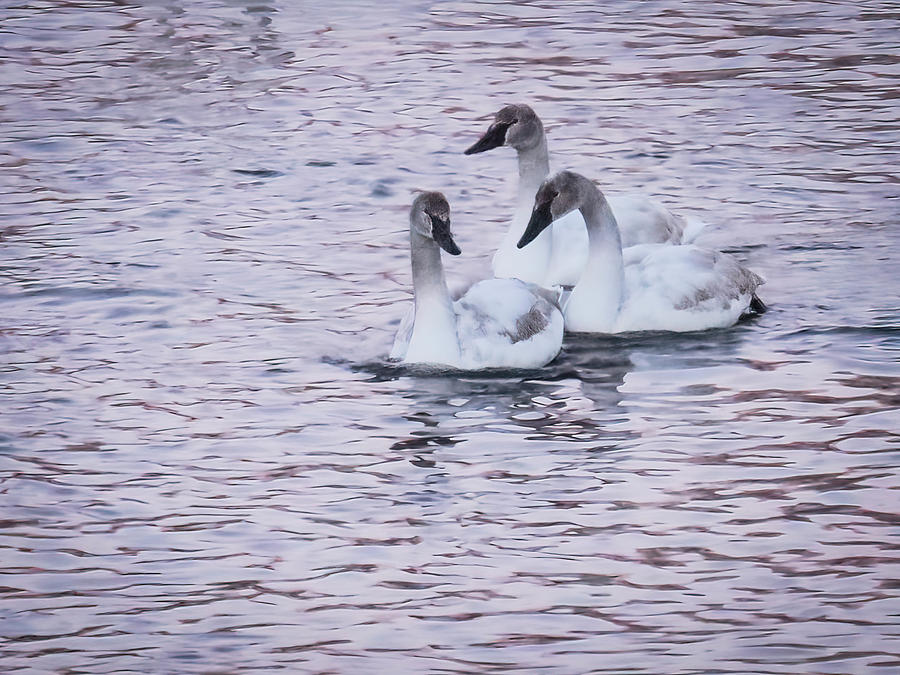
<box><xmin>1</xmin><ymin>0</ymin><xmax>898</xmax><ymax>673</ymax></box>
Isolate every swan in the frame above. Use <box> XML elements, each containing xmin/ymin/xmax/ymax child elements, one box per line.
<box><xmin>390</xmin><ymin>191</ymin><xmax>564</xmax><ymax>369</ymax></box>
<box><xmin>464</xmin><ymin>103</ymin><xmax>702</xmax><ymax>287</ymax></box>
<box><xmin>517</xmin><ymin>171</ymin><xmax>765</xmax><ymax>333</ymax></box>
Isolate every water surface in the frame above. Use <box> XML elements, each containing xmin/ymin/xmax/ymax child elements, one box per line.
<box><xmin>2</xmin><ymin>1</ymin><xmax>899</xmax><ymax>673</ymax></box>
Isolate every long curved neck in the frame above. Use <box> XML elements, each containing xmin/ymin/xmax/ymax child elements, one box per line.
<box><xmin>566</xmin><ymin>185</ymin><xmax>625</xmax><ymax>332</ymax></box>
<box><xmin>493</xmin><ymin>136</ymin><xmax>553</xmax><ymax>284</ymax></box>
<box><xmin>516</xmin><ymin>136</ymin><xmax>551</xmax><ymax>208</ymax></box>
<box><xmin>407</xmin><ymin>230</ymin><xmax>460</xmax><ymax>365</ymax></box>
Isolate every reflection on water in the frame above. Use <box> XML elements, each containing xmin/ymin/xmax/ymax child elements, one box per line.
<box><xmin>2</xmin><ymin>0</ymin><xmax>899</xmax><ymax>672</ymax></box>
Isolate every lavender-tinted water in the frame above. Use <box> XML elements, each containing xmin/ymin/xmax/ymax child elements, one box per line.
<box><xmin>2</xmin><ymin>1</ymin><xmax>898</xmax><ymax>673</ymax></box>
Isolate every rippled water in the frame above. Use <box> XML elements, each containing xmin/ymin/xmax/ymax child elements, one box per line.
<box><xmin>2</xmin><ymin>1</ymin><xmax>899</xmax><ymax>672</ymax></box>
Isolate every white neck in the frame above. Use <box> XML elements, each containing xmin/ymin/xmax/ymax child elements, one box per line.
<box><xmin>493</xmin><ymin>137</ymin><xmax>553</xmax><ymax>284</ymax></box>
<box><xmin>405</xmin><ymin>230</ymin><xmax>461</xmax><ymax>365</ymax></box>
<box><xmin>564</xmin><ymin>186</ymin><xmax>625</xmax><ymax>332</ymax></box>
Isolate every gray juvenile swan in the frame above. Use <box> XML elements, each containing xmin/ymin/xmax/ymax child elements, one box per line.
<box><xmin>390</xmin><ymin>191</ymin><xmax>564</xmax><ymax>369</ymax></box>
<box><xmin>518</xmin><ymin>171</ymin><xmax>765</xmax><ymax>333</ymax></box>
<box><xmin>465</xmin><ymin>103</ymin><xmax>702</xmax><ymax>287</ymax></box>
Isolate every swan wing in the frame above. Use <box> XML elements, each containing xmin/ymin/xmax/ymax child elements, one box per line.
<box><xmin>607</xmin><ymin>193</ymin><xmax>685</xmax><ymax>247</ymax></box>
<box><xmin>389</xmin><ymin>303</ymin><xmax>415</xmax><ymax>361</ymax></box>
<box><xmin>454</xmin><ymin>279</ymin><xmax>563</xmax><ymax>369</ymax></box>
<box><xmin>619</xmin><ymin>245</ymin><xmax>764</xmax><ymax>332</ymax></box>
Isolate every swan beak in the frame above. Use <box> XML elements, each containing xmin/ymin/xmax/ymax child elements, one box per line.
<box><xmin>464</xmin><ymin>122</ymin><xmax>509</xmax><ymax>155</ymax></box>
<box><xmin>517</xmin><ymin>200</ymin><xmax>554</xmax><ymax>249</ymax></box>
<box><xmin>430</xmin><ymin>214</ymin><xmax>461</xmax><ymax>255</ymax></box>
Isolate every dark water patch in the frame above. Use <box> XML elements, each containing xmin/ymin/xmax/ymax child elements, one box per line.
<box><xmin>781</xmin><ymin>324</ymin><xmax>900</xmax><ymax>340</ymax></box>
<box><xmin>779</xmin><ymin>243</ymin><xmax>866</xmax><ymax>252</ymax></box>
<box><xmin>350</xmin><ymin>358</ymin><xmax>568</xmax><ymax>383</ymax></box>
<box><xmin>233</xmin><ymin>168</ymin><xmax>284</xmax><ymax>178</ymax></box>
<box><xmin>2</xmin><ymin>285</ymin><xmax>180</xmax><ymax>302</ymax></box>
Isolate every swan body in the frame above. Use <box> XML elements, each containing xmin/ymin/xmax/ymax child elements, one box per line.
<box><xmin>391</xmin><ymin>192</ymin><xmax>563</xmax><ymax>369</ymax></box>
<box><xmin>465</xmin><ymin>104</ymin><xmax>702</xmax><ymax>287</ymax></box>
<box><xmin>518</xmin><ymin>171</ymin><xmax>765</xmax><ymax>334</ymax></box>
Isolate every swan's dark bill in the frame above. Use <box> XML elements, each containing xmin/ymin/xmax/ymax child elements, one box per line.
<box><xmin>464</xmin><ymin>122</ymin><xmax>511</xmax><ymax>155</ymax></box>
<box><xmin>517</xmin><ymin>199</ymin><xmax>554</xmax><ymax>249</ymax></box>
<box><xmin>430</xmin><ymin>214</ymin><xmax>461</xmax><ymax>255</ymax></box>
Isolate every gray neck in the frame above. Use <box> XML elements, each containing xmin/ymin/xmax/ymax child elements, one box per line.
<box><xmin>494</xmin><ymin>135</ymin><xmax>553</xmax><ymax>284</ymax></box>
<box><xmin>410</xmin><ymin>230</ymin><xmax>451</xmax><ymax>303</ymax></box>
<box><xmin>579</xmin><ymin>185</ymin><xmax>623</xmax><ymax>256</ymax></box>
<box><xmin>515</xmin><ymin>135</ymin><xmax>551</xmax><ymax>206</ymax></box>
<box><xmin>406</xmin><ymin>229</ymin><xmax>460</xmax><ymax>364</ymax></box>
<box><xmin>565</xmin><ymin>179</ymin><xmax>625</xmax><ymax>329</ymax></box>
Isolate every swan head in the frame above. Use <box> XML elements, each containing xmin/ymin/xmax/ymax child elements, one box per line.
<box><xmin>410</xmin><ymin>191</ymin><xmax>461</xmax><ymax>255</ymax></box>
<box><xmin>517</xmin><ymin>171</ymin><xmax>585</xmax><ymax>249</ymax></box>
<box><xmin>464</xmin><ymin>103</ymin><xmax>543</xmax><ymax>155</ymax></box>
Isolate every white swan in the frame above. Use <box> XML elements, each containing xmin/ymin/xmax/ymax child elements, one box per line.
<box><xmin>465</xmin><ymin>103</ymin><xmax>702</xmax><ymax>287</ymax></box>
<box><xmin>517</xmin><ymin>171</ymin><xmax>765</xmax><ymax>333</ymax></box>
<box><xmin>390</xmin><ymin>191</ymin><xmax>564</xmax><ymax>369</ymax></box>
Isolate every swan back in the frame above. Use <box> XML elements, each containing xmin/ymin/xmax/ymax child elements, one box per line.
<box><xmin>606</xmin><ymin>194</ymin><xmax>684</xmax><ymax>248</ymax></box>
<box><xmin>616</xmin><ymin>245</ymin><xmax>765</xmax><ymax>332</ymax></box>
<box><xmin>455</xmin><ymin>278</ymin><xmax>564</xmax><ymax>369</ymax></box>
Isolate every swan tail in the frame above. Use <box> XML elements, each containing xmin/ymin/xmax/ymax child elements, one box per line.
<box><xmin>748</xmin><ymin>294</ymin><xmax>767</xmax><ymax>315</ymax></box>
<box><xmin>680</xmin><ymin>216</ymin><xmax>708</xmax><ymax>244</ymax></box>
